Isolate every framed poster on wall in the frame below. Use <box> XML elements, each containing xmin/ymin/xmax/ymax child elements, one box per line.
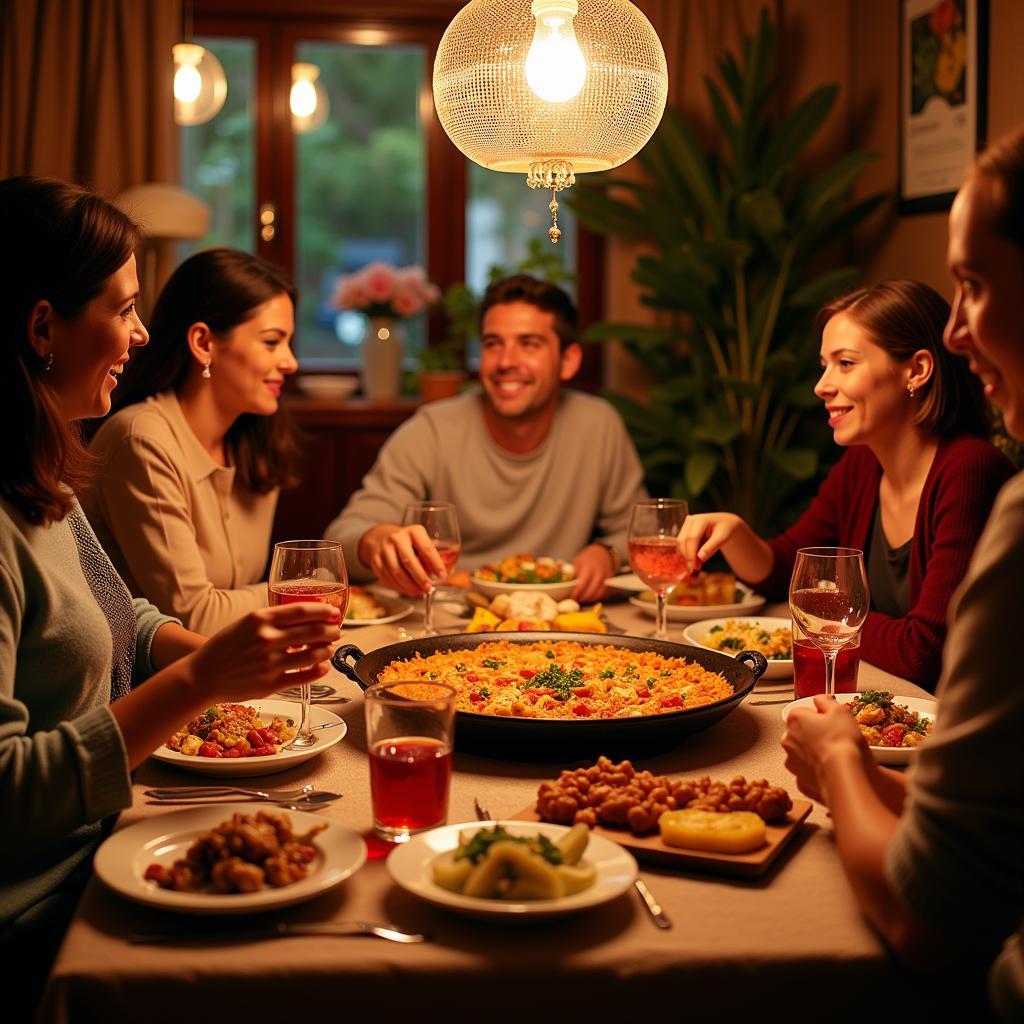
<box><xmin>900</xmin><ymin>0</ymin><xmax>988</xmax><ymax>214</ymax></box>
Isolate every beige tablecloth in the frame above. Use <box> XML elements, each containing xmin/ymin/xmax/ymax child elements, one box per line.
<box><xmin>43</xmin><ymin>599</ymin><xmax>936</xmax><ymax>1022</ymax></box>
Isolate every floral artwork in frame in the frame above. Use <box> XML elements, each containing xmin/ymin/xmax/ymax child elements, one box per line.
<box><xmin>900</xmin><ymin>0</ymin><xmax>989</xmax><ymax>213</ymax></box>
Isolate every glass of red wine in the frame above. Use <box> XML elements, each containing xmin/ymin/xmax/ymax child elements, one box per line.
<box><xmin>401</xmin><ymin>501</ymin><xmax>460</xmax><ymax>636</ymax></box>
<box><xmin>627</xmin><ymin>498</ymin><xmax>690</xmax><ymax>641</ymax></box>
<box><xmin>364</xmin><ymin>681</ymin><xmax>457</xmax><ymax>842</ymax></box>
<box><xmin>268</xmin><ymin>539</ymin><xmax>349</xmax><ymax>748</ymax></box>
<box><xmin>788</xmin><ymin>547</ymin><xmax>869</xmax><ymax>698</ymax></box>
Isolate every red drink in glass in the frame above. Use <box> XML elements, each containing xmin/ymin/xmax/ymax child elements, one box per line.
<box><xmin>792</xmin><ymin>637</ymin><xmax>860</xmax><ymax>698</ymax></box>
<box><xmin>628</xmin><ymin>536</ymin><xmax>688</xmax><ymax>592</ymax></box>
<box><xmin>436</xmin><ymin>542</ymin><xmax>460</xmax><ymax>577</ymax></box>
<box><xmin>369</xmin><ymin>736</ymin><xmax>452</xmax><ymax>832</ymax></box>
<box><xmin>269</xmin><ymin>580</ymin><xmax>351</xmax><ymax>618</ymax></box>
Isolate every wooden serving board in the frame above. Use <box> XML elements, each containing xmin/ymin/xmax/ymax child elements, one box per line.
<box><xmin>514</xmin><ymin>800</ymin><xmax>812</xmax><ymax>878</ymax></box>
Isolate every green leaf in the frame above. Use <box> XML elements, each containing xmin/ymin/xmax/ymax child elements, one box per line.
<box><xmin>784</xmin><ymin>380</ymin><xmax>822</xmax><ymax>409</ymax></box>
<box><xmin>757</xmin><ymin>85</ymin><xmax>838</xmax><ymax>184</ymax></box>
<box><xmin>583</xmin><ymin>322</ymin><xmax>679</xmax><ymax>346</ymax></box>
<box><xmin>767</xmin><ymin>447</ymin><xmax>819</xmax><ymax>480</ymax></box>
<box><xmin>736</xmin><ymin>189</ymin><xmax>787</xmax><ymax>249</ymax></box>
<box><xmin>686</xmin><ymin>451</ymin><xmax>720</xmax><ymax>495</ymax></box>
<box><xmin>799</xmin><ymin>152</ymin><xmax>880</xmax><ymax>224</ymax></box>
<box><xmin>693</xmin><ymin>410</ymin><xmax>743</xmax><ymax>445</ymax></box>
<box><xmin>704</xmin><ymin>76</ymin><xmax>737</xmax><ymax>153</ymax></box>
<box><xmin>658</xmin><ymin>109</ymin><xmax>727</xmax><ymax>236</ymax></box>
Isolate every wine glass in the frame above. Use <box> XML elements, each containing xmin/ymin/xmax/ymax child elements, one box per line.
<box><xmin>788</xmin><ymin>547</ymin><xmax>869</xmax><ymax>697</ymax></box>
<box><xmin>401</xmin><ymin>501</ymin><xmax>461</xmax><ymax>636</ymax></box>
<box><xmin>627</xmin><ymin>498</ymin><xmax>689</xmax><ymax>641</ymax></box>
<box><xmin>268</xmin><ymin>539</ymin><xmax>349</xmax><ymax>748</ymax></box>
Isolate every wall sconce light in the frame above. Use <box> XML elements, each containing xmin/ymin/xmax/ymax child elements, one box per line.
<box><xmin>291</xmin><ymin>63</ymin><xmax>329</xmax><ymax>134</ymax></box>
<box><xmin>433</xmin><ymin>0</ymin><xmax>668</xmax><ymax>243</ymax></box>
<box><xmin>173</xmin><ymin>42</ymin><xmax>227</xmax><ymax>126</ymax></box>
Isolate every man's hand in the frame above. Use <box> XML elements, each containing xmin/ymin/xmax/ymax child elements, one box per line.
<box><xmin>358</xmin><ymin>523</ymin><xmax>446</xmax><ymax>597</ymax></box>
<box><xmin>571</xmin><ymin>543</ymin><xmax>616</xmax><ymax>603</ymax></box>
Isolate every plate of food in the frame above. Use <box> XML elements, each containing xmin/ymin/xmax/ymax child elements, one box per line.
<box><xmin>345</xmin><ymin>586</ymin><xmax>413</xmax><ymax>627</ymax></box>
<box><xmin>94</xmin><ymin>804</ymin><xmax>367</xmax><ymax>914</ymax></box>
<box><xmin>332</xmin><ymin>633</ymin><xmax>768</xmax><ymax>759</ymax></box>
<box><xmin>460</xmin><ymin>591</ymin><xmax>609</xmax><ymax>634</ymax></box>
<box><xmin>682</xmin><ymin>617</ymin><xmax>793</xmax><ymax>679</ymax></box>
<box><xmin>387</xmin><ymin>819</ymin><xmax>637</xmax><ymax>920</ymax></box>
<box><xmin>781</xmin><ymin>690</ymin><xmax>937</xmax><ymax>766</ymax></box>
<box><xmin>149</xmin><ymin>699</ymin><xmax>347</xmax><ymax>777</ymax></box>
<box><xmin>627</xmin><ymin>572</ymin><xmax>766</xmax><ymax>622</ymax></box>
<box><xmin>471</xmin><ymin>554</ymin><xmax>576</xmax><ymax>601</ymax></box>
<box><xmin>520</xmin><ymin>756</ymin><xmax>811</xmax><ymax>878</ymax></box>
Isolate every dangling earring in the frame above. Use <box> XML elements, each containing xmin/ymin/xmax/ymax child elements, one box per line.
<box><xmin>44</xmin><ymin>352</ymin><xmax>54</xmax><ymax>372</ymax></box>
<box><xmin>907</xmin><ymin>384</ymin><xmax>916</xmax><ymax>398</ymax></box>
<box><xmin>202</xmin><ymin>360</ymin><xmax>212</xmax><ymax>381</ymax></box>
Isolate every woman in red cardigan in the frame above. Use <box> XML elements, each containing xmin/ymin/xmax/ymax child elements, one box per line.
<box><xmin>677</xmin><ymin>280</ymin><xmax>1014</xmax><ymax>689</ymax></box>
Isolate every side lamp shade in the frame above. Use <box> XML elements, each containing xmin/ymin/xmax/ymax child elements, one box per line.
<box><xmin>115</xmin><ymin>184</ymin><xmax>211</xmax><ymax>241</ymax></box>
<box><xmin>173</xmin><ymin>42</ymin><xmax>227</xmax><ymax>126</ymax></box>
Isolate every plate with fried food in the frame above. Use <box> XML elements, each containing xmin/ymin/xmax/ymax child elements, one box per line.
<box><xmin>521</xmin><ymin>756</ymin><xmax>811</xmax><ymax>877</ymax></box>
<box><xmin>150</xmin><ymin>699</ymin><xmax>347</xmax><ymax>777</ymax></box>
<box><xmin>683</xmin><ymin>617</ymin><xmax>793</xmax><ymax>679</ymax></box>
<box><xmin>344</xmin><ymin>586</ymin><xmax>413</xmax><ymax>627</ymax></box>
<box><xmin>387</xmin><ymin>819</ymin><xmax>637</xmax><ymax>920</ymax></box>
<box><xmin>94</xmin><ymin>804</ymin><xmax>366</xmax><ymax>914</ymax></box>
<box><xmin>782</xmin><ymin>691</ymin><xmax>936</xmax><ymax>766</ymax></box>
<box><xmin>461</xmin><ymin>590</ymin><xmax>609</xmax><ymax>634</ymax></box>
<box><xmin>614</xmin><ymin>571</ymin><xmax>767</xmax><ymax>622</ymax></box>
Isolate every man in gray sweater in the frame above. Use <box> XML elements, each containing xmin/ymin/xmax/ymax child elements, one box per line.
<box><xmin>325</xmin><ymin>275</ymin><xmax>646</xmax><ymax>602</ymax></box>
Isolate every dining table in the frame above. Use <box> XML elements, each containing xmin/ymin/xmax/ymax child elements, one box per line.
<box><xmin>42</xmin><ymin>594</ymin><xmax>941</xmax><ymax>1022</ymax></box>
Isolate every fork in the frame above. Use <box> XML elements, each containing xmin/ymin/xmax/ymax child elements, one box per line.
<box><xmin>144</xmin><ymin>784</ymin><xmax>319</xmax><ymax>802</ymax></box>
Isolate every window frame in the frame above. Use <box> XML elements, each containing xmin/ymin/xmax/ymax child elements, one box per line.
<box><xmin>193</xmin><ymin>0</ymin><xmax>604</xmax><ymax>389</ymax></box>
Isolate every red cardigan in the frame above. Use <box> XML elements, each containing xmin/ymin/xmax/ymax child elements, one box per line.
<box><xmin>746</xmin><ymin>436</ymin><xmax>1016</xmax><ymax>690</ymax></box>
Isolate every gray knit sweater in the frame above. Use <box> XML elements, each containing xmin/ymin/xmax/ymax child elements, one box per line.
<box><xmin>0</xmin><ymin>495</ymin><xmax>175</xmax><ymax>930</ymax></box>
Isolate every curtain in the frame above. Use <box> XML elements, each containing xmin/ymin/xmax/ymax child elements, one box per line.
<box><xmin>0</xmin><ymin>0</ymin><xmax>180</xmax><ymax>196</ymax></box>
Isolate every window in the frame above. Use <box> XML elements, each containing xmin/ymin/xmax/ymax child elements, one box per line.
<box><xmin>185</xmin><ymin>2</ymin><xmax>600</xmax><ymax>387</ymax></box>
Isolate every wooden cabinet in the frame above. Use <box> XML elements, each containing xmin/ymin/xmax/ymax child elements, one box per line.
<box><xmin>272</xmin><ymin>396</ymin><xmax>420</xmax><ymax>544</ymax></box>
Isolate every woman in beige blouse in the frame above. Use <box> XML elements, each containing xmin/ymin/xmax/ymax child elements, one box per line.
<box><xmin>83</xmin><ymin>248</ymin><xmax>300</xmax><ymax>633</ymax></box>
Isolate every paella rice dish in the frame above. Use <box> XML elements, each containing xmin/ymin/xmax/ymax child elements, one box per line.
<box><xmin>376</xmin><ymin>640</ymin><xmax>734</xmax><ymax>720</ymax></box>
<box><xmin>700</xmin><ymin>620</ymin><xmax>792</xmax><ymax>660</ymax></box>
<box><xmin>165</xmin><ymin>703</ymin><xmax>297</xmax><ymax>758</ymax></box>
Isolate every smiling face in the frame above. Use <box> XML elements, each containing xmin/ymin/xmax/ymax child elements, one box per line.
<box><xmin>815</xmin><ymin>313</ymin><xmax>921</xmax><ymax>448</ymax></box>
<box><xmin>478</xmin><ymin>301</ymin><xmax>581</xmax><ymax>423</ymax></box>
<box><xmin>945</xmin><ymin>174</ymin><xmax>1024</xmax><ymax>438</ymax></box>
<box><xmin>207</xmin><ymin>292</ymin><xmax>297</xmax><ymax>419</ymax></box>
<box><xmin>45</xmin><ymin>254</ymin><xmax>148</xmax><ymax>420</ymax></box>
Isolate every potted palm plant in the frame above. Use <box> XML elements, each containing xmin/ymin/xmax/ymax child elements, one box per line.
<box><xmin>572</xmin><ymin>8</ymin><xmax>886</xmax><ymax>535</ymax></box>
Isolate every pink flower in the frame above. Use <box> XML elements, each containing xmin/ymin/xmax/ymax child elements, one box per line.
<box><xmin>363</xmin><ymin>262</ymin><xmax>397</xmax><ymax>303</ymax></box>
<box><xmin>330</xmin><ymin>263</ymin><xmax>438</xmax><ymax>317</ymax></box>
<box><xmin>392</xmin><ymin>287</ymin><xmax>422</xmax><ymax>317</ymax></box>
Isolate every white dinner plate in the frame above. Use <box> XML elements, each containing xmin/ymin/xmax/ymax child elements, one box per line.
<box><xmin>781</xmin><ymin>692</ymin><xmax>938</xmax><ymax>766</ymax></box>
<box><xmin>94</xmin><ymin>803</ymin><xmax>366</xmax><ymax>914</ymax></box>
<box><xmin>387</xmin><ymin>820</ymin><xmax>638</xmax><ymax>921</ymax></box>
<box><xmin>627</xmin><ymin>583</ymin><xmax>767</xmax><ymax>622</ymax></box>
<box><xmin>149</xmin><ymin>699</ymin><xmax>347</xmax><ymax>777</ymax></box>
<box><xmin>345</xmin><ymin>593</ymin><xmax>413</xmax><ymax>627</ymax></box>
<box><xmin>682</xmin><ymin>616</ymin><xmax>794</xmax><ymax>679</ymax></box>
<box><xmin>470</xmin><ymin>576</ymin><xmax>576</xmax><ymax>602</ymax></box>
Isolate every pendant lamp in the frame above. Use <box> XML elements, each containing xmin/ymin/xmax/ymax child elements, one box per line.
<box><xmin>172</xmin><ymin>1</ymin><xmax>227</xmax><ymax>127</ymax></box>
<box><xmin>433</xmin><ymin>0</ymin><xmax>668</xmax><ymax>243</ymax></box>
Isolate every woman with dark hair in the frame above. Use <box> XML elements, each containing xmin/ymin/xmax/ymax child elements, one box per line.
<box><xmin>781</xmin><ymin>126</ymin><xmax>1024</xmax><ymax>1022</ymax></box>
<box><xmin>677</xmin><ymin>279</ymin><xmax>1014</xmax><ymax>689</ymax></box>
<box><xmin>81</xmin><ymin>248</ymin><xmax>300</xmax><ymax>633</ymax></box>
<box><xmin>0</xmin><ymin>178</ymin><xmax>340</xmax><ymax>1019</ymax></box>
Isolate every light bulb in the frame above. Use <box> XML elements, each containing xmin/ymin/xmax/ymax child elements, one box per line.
<box><xmin>174</xmin><ymin>62</ymin><xmax>202</xmax><ymax>104</ymax></box>
<box><xmin>290</xmin><ymin>78</ymin><xmax>317</xmax><ymax>119</ymax></box>
<box><xmin>525</xmin><ymin>0</ymin><xmax>586</xmax><ymax>103</ymax></box>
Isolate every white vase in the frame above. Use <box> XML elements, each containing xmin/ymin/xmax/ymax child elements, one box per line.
<box><xmin>360</xmin><ymin>317</ymin><xmax>405</xmax><ymax>401</ymax></box>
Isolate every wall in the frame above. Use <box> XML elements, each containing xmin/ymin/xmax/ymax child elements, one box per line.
<box><xmin>601</xmin><ymin>0</ymin><xmax>1024</xmax><ymax>393</ymax></box>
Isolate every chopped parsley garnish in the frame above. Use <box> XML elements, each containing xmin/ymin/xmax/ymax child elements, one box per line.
<box><xmin>545</xmin><ymin>649</ymin><xmax>555</xmax><ymax>659</ymax></box>
<box><xmin>428</xmin><ymin>673</ymin><xmax>438</xmax><ymax>679</ymax></box>
<box><xmin>455</xmin><ymin>825</ymin><xmax>563</xmax><ymax>865</ymax></box>
<box><xmin>709</xmin><ymin>625</ymin><xmax>723</xmax><ymax>633</ymax></box>
<box><xmin>481</xmin><ymin>658</ymin><xmax>505</xmax><ymax>669</ymax></box>
<box><xmin>660</xmin><ymin>670</ymin><xmax>672</xmax><ymax>677</ymax></box>
<box><xmin>455</xmin><ymin>663</ymin><xmax>467</xmax><ymax>672</ymax></box>
<box><xmin>646</xmin><ymin>677</ymin><xmax>657</xmax><ymax>686</ymax></box>
<box><xmin>720</xmin><ymin>637</ymin><xmax>745</xmax><ymax>651</ymax></box>
<box><xmin>599</xmin><ymin>669</ymin><xmax>615</xmax><ymax>679</ymax></box>
<box><xmin>478</xmin><ymin>687</ymin><xmax>491</xmax><ymax>699</ymax></box>
<box><xmin>529</xmin><ymin>664</ymin><xmax>585</xmax><ymax>700</ymax></box>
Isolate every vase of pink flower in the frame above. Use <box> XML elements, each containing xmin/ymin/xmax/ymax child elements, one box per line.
<box><xmin>331</xmin><ymin>262</ymin><xmax>440</xmax><ymax>401</ymax></box>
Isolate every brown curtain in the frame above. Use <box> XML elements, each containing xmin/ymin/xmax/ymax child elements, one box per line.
<box><xmin>0</xmin><ymin>0</ymin><xmax>180</xmax><ymax>196</ymax></box>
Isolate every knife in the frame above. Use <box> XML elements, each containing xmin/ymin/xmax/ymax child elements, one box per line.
<box><xmin>633</xmin><ymin>878</ymin><xmax>672</xmax><ymax>930</ymax></box>
<box><xmin>130</xmin><ymin>921</ymin><xmax>427</xmax><ymax>944</ymax></box>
